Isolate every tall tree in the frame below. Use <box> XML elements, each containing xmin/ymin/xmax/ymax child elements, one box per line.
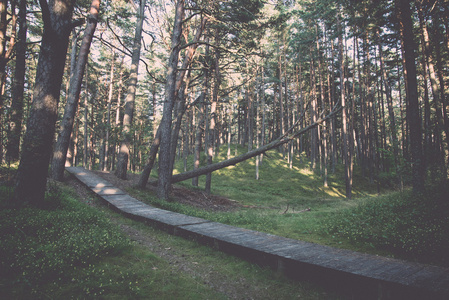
<box><xmin>337</xmin><ymin>11</ymin><xmax>352</xmax><ymax>199</ymax></box>
<box><xmin>395</xmin><ymin>0</ymin><xmax>425</xmax><ymax>193</ymax></box>
<box><xmin>0</xmin><ymin>0</ymin><xmax>17</xmax><ymax>163</ymax></box>
<box><xmin>51</xmin><ymin>0</ymin><xmax>101</xmax><ymax>181</ymax></box>
<box><xmin>12</xmin><ymin>0</ymin><xmax>76</xmax><ymax>206</ymax></box>
<box><xmin>6</xmin><ymin>0</ymin><xmax>27</xmax><ymax>162</ymax></box>
<box><xmin>157</xmin><ymin>0</ymin><xmax>184</xmax><ymax>199</ymax></box>
<box><xmin>205</xmin><ymin>30</ymin><xmax>221</xmax><ymax>194</ymax></box>
<box><xmin>115</xmin><ymin>0</ymin><xmax>146</xmax><ymax>179</ymax></box>
<box><xmin>137</xmin><ymin>14</ymin><xmax>207</xmax><ymax>189</ymax></box>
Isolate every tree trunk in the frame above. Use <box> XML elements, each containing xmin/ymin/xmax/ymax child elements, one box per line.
<box><xmin>0</xmin><ymin>0</ymin><xmax>16</xmax><ymax>163</ymax></box>
<box><xmin>137</xmin><ymin>14</ymin><xmax>206</xmax><ymax>189</ymax></box>
<box><xmin>168</xmin><ymin>17</ymin><xmax>207</xmax><ymax>180</ymax></box>
<box><xmin>310</xmin><ymin>50</ymin><xmax>317</xmax><ymax>170</ymax></box>
<box><xmin>205</xmin><ymin>40</ymin><xmax>220</xmax><ymax>194</ymax></box>
<box><xmin>13</xmin><ymin>0</ymin><xmax>76</xmax><ymax>207</ymax></box>
<box><xmin>104</xmin><ymin>50</ymin><xmax>115</xmax><ymax>171</ymax></box>
<box><xmin>432</xmin><ymin>19</ymin><xmax>449</xmax><ymax>172</ymax></box>
<box><xmin>65</xmin><ymin>30</ymin><xmax>80</xmax><ymax>168</ymax></box>
<box><xmin>395</xmin><ymin>0</ymin><xmax>425</xmax><ymax>193</ymax></box>
<box><xmin>83</xmin><ymin>79</ymin><xmax>89</xmax><ymax>168</ymax></box>
<box><xmin>169</xmin><ymin>78</ymin><xmax>188</xmax><ymax>177</ymax></box>
<box><xmin>337</xmin><ymin>12</ymin><xmax>352</xmax><ymax>199</ymax></box>
<box><xmin>51</xmin><ymin>0</ymin><xmax>100</xmax><ymax>181</ymax></box>
<box><xmin>6</xmin><ymin>0</ymin><xmax>26</xmax><ymax>162</ymax></box>
<box><xmin>419</xmin><ymin>4</ymin><xmax>449</xmax><ymax>174</ymax></box>
<box><xmin>192</xmin><ymin>100</ymin><xmax>204</xmax><ymax>186</ymax></box>
<box><xmin>157</xmin><ymin>0</ymin><xmax>184</xmax><ymax>199</ymax></box>
<box><xmin>256</xmin><ymin>65</ymin><xmax>261</xmax><ymax>179</ymax></box>
<box><xmin>115</xmin><ymin>0</ymin><xmax>146</xmax><ymax>179</ymax></box>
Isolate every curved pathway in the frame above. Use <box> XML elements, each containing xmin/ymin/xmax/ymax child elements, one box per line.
<box><xmin>66</xmin><ymin>166</ymin><xmax>449</xmax><ymax>300</ymax></box>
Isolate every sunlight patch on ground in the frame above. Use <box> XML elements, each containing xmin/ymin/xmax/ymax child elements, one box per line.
<box><xmin>323</xmin><ymin>187</ymin><xmax>345</xmax><ymax>198</ymax></box>
<box><xmin>298</xmin><ymin>168</ymin><xmax>314</xmax><ymax>176</ymax></box>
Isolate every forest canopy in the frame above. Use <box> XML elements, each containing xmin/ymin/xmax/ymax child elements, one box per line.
<box><xmin>0</xmin><ymin>0</ymin><xmax>448</xmax><ymax>205</ymax></box>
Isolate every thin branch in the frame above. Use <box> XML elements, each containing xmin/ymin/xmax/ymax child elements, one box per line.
<box><xmin>92</xmin><ymin>35</ymin><xmax>165</xmax><ymax>84</ymax></box>
<box><xmin>182</xmin><ymin>11</ymin><xmax>202</xmax><ymax>24</ymax></box>
<box><xmin>105</xmin><ymin>19</ymin><xmax>133</xmax><ymax>55</ymax></box>
<box><xmin>93</xmin><ymin>35</ymin><xmax>131</xmax><ymax>56</ymax></box>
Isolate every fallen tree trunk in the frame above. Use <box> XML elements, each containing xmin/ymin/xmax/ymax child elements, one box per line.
<box><xmin>171</xmin><ymin>105</ymin><xmax>342</xmax><ymax>184</ymax></box>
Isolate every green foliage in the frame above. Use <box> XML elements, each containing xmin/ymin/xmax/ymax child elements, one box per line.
<box><xmin>42</xmin><ymin>246</ymin><xmax>222</xmax><ymax>299</ymax></box>
<box><xmin>176</xmin><ymin>145</ymin><xmax>377</xmax><ymax>208</ymax></box>
<box><xmin>0</xmin><ymin>176</ymin><xmax>334</xmax><ymax>299</ymax></box>
<box><xmin>0</xmin><ymin>187</ymin><xmax>130</xmax><ymax>297</ymax></box>
<box><xmin>132</xmin><ymin>189</ymin><xmax>278</xmax><ymax>232</ymax></box>
<box><xmin>168</xmin><ymin>145</ymin><xmax>449</xmax><ymax>266</ymax></box>
<box><xmin>323</xmin><ymin>187</ymin><xmax>449</xmax><ymax>265</ymax></box>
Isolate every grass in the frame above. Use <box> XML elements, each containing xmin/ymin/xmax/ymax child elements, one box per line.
<box><xmin>0</xmin><ymin>183</ymin><xmax>223</xmax><ymax>299</ymax></box>
<box><xmin>323</xmin><ymin>186</ymin><xmax>449</xmax><ymax>266</ymax></box>
<box><xmin>0</xmin><ymin>166</ymin><xmax>339</xmax><ymax>299</ymax></box>
<box><xmin>2</xmin><ymin>144</ymin><xmax>448</xmax><ymax>298</ymax></box>
<box><xmin>132</xmin><ymin>145</ymin><xmax>449</xmax><ymax>266</ymax></box>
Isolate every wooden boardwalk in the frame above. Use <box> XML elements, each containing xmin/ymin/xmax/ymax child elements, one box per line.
<box><xmin>66</xmin><ymin>167</ymin><xmax>449</xmax><ymax>299</ymax></box>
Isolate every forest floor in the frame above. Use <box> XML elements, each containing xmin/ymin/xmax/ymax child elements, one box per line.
<box><xmin>65</xmin><ymin>171</ymin><xmax>318</xmax><ymax>299</ymax></box>
<box><xmin>93</xmin><ymin>170</ymin><xmax>240</xmax><ymax>212</ymax></box>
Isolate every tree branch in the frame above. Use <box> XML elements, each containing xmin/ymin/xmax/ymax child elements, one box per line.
<box><xmin>71</xmin><ymin>18</ymin><xmax>85</xmax><ymax>29</ymax></box>
<box><xmin>105</xmin><ymin>19</ymin><xmax>133</xmax><ymax>55</ymax></box>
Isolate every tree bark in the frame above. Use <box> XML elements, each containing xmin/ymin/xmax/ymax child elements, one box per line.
<box><xmin>396</xmin><ymin>0</ymin><xmax>425</xmax><ymax>193</ymax></box>
<box><xmin>419</xmin><ymin>4</ymin><xmax>449</xmax><ymax>173</ymax></box>
<box><xmin>157</xmin><ymin>0</ymin><xmax>184</xmax><ymax>199</ymax></box>
<box><xmin>0</xmin><ymin>0</ymin><xmax>16</xmax><ymax>163</ymax></box>
<box><xmin>169</xmin><ymin>78</ymin><xmax>188</xmax><ymax>177</ymax></box>
<box><xmin>192</xmin><ymin>90</ymin><xmax>206</xmax><ymax>187</ymax></box>
<box><xmin>13</xmin><ymin>0</ymin><xmax>76</xmax><ymax>206</ymax></box>
<box><xmin>337</xmin><ymin>12</ymin><xmax>352</xmax><ymax>199</ymax></box>
<box><xmin>137</xmin><ymin>13</ymin><xmax>206</xmax><ymax>189</ymax></box>
<box><xmin>168</xmin><ymin>17</ymin><xmax>207</xmax><ymax>180</ymax></box>
<box><xmin>104</xmin><ymin>50</ymin><xmax>115</xmax><ymax>171</ymax></box>
<box><xmin>205</xmin><ymin>33</ymin><xmax>220</xmax><ymax>194</ymax></box>
<box><xmin>51</xmin><ymin>0</ymin><xmax>100</xmax><ymax>181</ymax></box>
<box><xmin>115</xmin><ymin>0</ymin><xmax>146</xmax><ymax>179</ymax></box>
<box><xmin>6</xmin><ymin>0</ymin><xmax>27</xmax><ymax>162</ymax></box>
<box><xmin>64</xmin><ymin>29</ymin><xmax>80</xmax><ymax>167</ymax></box>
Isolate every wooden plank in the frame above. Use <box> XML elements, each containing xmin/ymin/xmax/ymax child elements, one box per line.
<box><xmin>66</xmin><ymin>166</ymin><xmax>114</xmax><ymax>188</ymax></box>
<box><xmin>66</xmin><ymin>167</ymin><xmax>449</xmax><ymax>299</ymax></box>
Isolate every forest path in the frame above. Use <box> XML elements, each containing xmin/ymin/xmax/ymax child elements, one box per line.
<box><xmin>66</xmin><ymin>166</ymin><xmax>449</xmax><ymax>299</ymax></box>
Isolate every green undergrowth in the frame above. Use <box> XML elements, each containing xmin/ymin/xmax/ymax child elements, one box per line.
<box><xmin>133</xmin><ymin>145</ymin><xmax>449</xmax><ymax>266</ymax></box>
<box><xmin>0</xmin><ymin>168</ymin><xmax>338</xmax><ymax>299</ymax></box>
<box><xmin>174</xmin><ymin>145</ymin><xmax>382</xmax><ymax>207</ymax></box>
<box><xmin>0</xmin><ymin>184</ymin><xmax>220</xmax><ymax>299</ymax></box>
<box><xmin>322</xmin><ymin>186</ymin><xmax>449</xmax><ymax>266</ymax></box>
<box><xmin>132</xmin><ymin>188</ymin><xmax>278</xmax><ymax>232</ymax></box>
